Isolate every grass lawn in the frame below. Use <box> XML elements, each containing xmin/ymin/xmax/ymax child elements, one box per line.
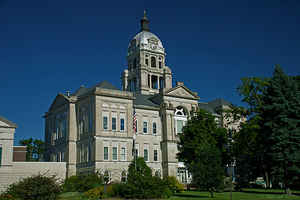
<box><xmin>58</xmin><ymin>190</ymin><xmax>300</xmax><ymax>200</ymax></box>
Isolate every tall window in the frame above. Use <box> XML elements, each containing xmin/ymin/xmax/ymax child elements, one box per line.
<box><xmin>104</xmin><ymin>147</ymin><xmax>108</xmax><ymax>160</ymax></box>
<box><xmin>121</xmin><ymin>147</ymin><xmax>126</xmax><ymax>161</ymax></box>
<box><xmin>143</xmin><ymin>122</ymin><xmax>148</xmax><ymax>134</ymax></box>
<box><xmin>103</xmin><ymin>116</ymin><xmax>108</xmax><ymax>130</ymax></box>
<box><xmin>175</xmin><ymin>107</ymin><xmax>187</xmax><ymax>134</ymax></box>
<box><xmin>112</xmin><ymin>147</ymin><xmax>118</xmax><ymax>161</ymax></box>
<box><xmin>144</xmin><ymin>149</ymin><xmax>148</xmax><ymax>161</ymax></box>
<box><xmin>112</xmin><ymin>117</ymin><xmax>116</xmax><ymax>131</ymax></box>
<box><xmin>120</xmin><ymin>118</ymin><xmax>125</xmax><ymax>131</ymax></box>
<box><xmin>151</xmin><ymin>57</ymin><xmax>156</xmax><ymax>68</ymax></box>
<box><xmin>154</xmin><ymin>149</ymin><xmax>158</xmax><ymax>161</ymax></box>
<box><xmin>176</xmin><ymin>120</ymin><xmax>184</xmax><ymax>134</ymax></box>
<box><xmin>159</xmin><ymin>61</ymin><xmax>162</xmax><ymax>68</ymax></box>
<box><xmin>153</xmin><ymin>122</ymin><xmax>157</xmax><ymax>135</ymax></box>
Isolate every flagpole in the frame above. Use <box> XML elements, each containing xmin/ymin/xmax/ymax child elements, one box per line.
<box><xmin>133</xmin><ymin>108</ymin><xmax>137</xmax><ymax>170</ymax></box>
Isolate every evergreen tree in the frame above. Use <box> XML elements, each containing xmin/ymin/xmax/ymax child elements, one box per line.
<box><xmin>261</xmin><ymin>65</ymin><xmax>300</xmax><ymax>193</ymax></box>
<box><xmin>177</xmin><ymin>109</ymin><xmax>225</xmax><ymax>198</ymax></box>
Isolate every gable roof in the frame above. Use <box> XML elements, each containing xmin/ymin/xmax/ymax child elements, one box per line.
<box><xmin>0</xmin><ymin>116</ymin><xmax>17</xmax><ymax>128</ymax></box>
<box><xmin>163</xmin><ymin>85</ymin><xmax>199</xmax><ymax>100</ymax></box>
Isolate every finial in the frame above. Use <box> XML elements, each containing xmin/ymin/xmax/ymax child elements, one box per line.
<box><xmin>140</xmin><ymin>10</ymin><xmax>150</xmax><ymax>31</ymax></box>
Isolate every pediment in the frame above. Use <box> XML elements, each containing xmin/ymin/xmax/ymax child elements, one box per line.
<box><xmin>0</xmin><ymin>116</ymin><xmax>17</xmax><ymax>128</ymax></box>
<box><xmin>48</xmin><ymin>94</ymin><xmax>69</xmax><ymax>111</ymax></box>
<box><xmin>164</xmin><ymin>86</ymin><xmax>199</xmax><ymax>100</ymax></box>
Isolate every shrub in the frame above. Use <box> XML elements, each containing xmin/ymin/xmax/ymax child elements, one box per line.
<box><xmin>5</xmin><ymin>174</ymin><xmax>61</xmax><ymax>200</ymax></box>
<box><xmin>83</xmin><ymin>184</ymin><xmax>114</xmax><ymax>200</ymax></box>
<box><xmin>113</xmin><ymin>158</ymin><xmax>172</xmax><ymax>199</ymax></box>
<box><xmin>0</xmin><ymin>193</ymin><xmax>17</xmax><ymax>200</ymax></box>
<box><xmin>62</xmin><ymin>173</ymin><xmax>103</xmax><ymax>192</ymax></box>
<box><xmin>164</xmin><ymin>176</ymin><xmax>184</xmax><ymax>194</ymax></box>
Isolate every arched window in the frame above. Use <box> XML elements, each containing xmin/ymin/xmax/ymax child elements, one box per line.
<box><xmin>174</xmin><ymin>107</ymin><xmax>187</xmax><ymax>134</ymax></box>
<box><xmin>151</xmin><ymin>57</ymin><xmax>156</xmax><ymax>68</ymax></box>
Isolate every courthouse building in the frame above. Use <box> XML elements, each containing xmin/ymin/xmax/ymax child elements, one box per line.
<box><xmin>43</xmin><ymin>13</ymin><xmax>234</xmax><ymax>183</ymax></box>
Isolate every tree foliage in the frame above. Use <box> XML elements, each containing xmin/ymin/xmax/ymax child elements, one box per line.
<box><xmin>19</xmin><ymin>137</ymin><xmax>45</xmax><ymax>161</ymax></box>
<box><xmin>178</xmin><ymin>109</ymin><xmax>225</xmax><ymax>197</ymax></box>
<box><xmin>235</xmin><ymin>65</ymin><xmax>300</xmax><ymax>192</ymax></box>
<box><xmin>260</xmin><ymin>65</ymin><xmax>300</xmax><ymax>192</ymax></box>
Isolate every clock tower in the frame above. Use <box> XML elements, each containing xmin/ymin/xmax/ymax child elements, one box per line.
<box><xmin>122</xmin><ymin>11</ymin><xmax>172</xmax><ymax>95</ymax></box>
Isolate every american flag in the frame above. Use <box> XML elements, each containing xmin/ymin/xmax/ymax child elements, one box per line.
<box><xmin>133</xmin><ymin>109</ymin><xmax>137</xmax><ymax>133</ymax></box>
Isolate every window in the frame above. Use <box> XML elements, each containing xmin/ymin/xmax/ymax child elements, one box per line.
<box><xmin>103</xmin><ymin>116</ymin><xmax>108</xmax><ymax>130</ymax></box>
<box><xmin>121</xmin><ymin>147</ymin><xmax>126</xmax><ymax>161</ymax></box>
<box><xmin>112</xmin><ymin>117</ymin><xmax>116</xmax><ymax>131</ymax></box>
<box><xmin>104</xmin><ymin>170</ymin><xmax>111</xmax><ymax>184</ymax></box>
<box><xmin>112</xmin><ymin>147</ymin><xmax>118</xmax><ymax>160</ymax></box>
<box><xmin>155</xmin><ymin>170</ymin><xmax>161</xmax><ymax>177</ymax></box>
<box><xmin>145</xmin><ymin>58</ymin><xmax>149</xmax><ymax>66</ymax></box>
<box><xmin>151</xmin><ymin>57</ymin><xmax>156</xmax><ymax>67</ymax></box>
<box><xmin>153</xmin><ymin>122</ymin><xmax>157</xmax><ymax>135</ymax></box>
<box><xmin>144</xmin><ymin>149</ymin><xmax>148</xmax><ymax>161</ymax></box>
<box><xmin>159</xmin><ymin>77</ymin><xmax>164</xmax><ymax>89</ymax></box>
<box><xmin>120</xmin><ymin>118</ymin><xmax>125</xmax><ymax>131</ymax></box>
<box><xmin>154</xmin><ymin>149</ymin><xmax>158</xmax><ymax>161</ymax></box>
<box><xmin>104</xmin><ymin>147</ymin><xmax>108</xmax><ymax>160</ymax></box>
<box><xmin>121</xmin><ymin>171</ymin><xmax>127</xmax><ymax>183</ymax></box>
<box><xmin>176</xmin><ymin>120</ymin><xmax>184</xmax><ymax>134</ymax></box>
<box><xmin>159</xmin><ymin>61</ymin><xmax>162</xmax><ymax>68</ymax></box>
<box><xmin>0</xmin><ymin>147</ymin><xmax>2</xmax><ymax>166</ymax></box>
<box><xmin>143</xmin><ymin>122</ymin><xmax>147</xmax><ymax>134</ymax></box>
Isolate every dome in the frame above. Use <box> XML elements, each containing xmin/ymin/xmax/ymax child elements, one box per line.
<box><xmin>128</xmin><ymin>31</ymin><xmax>165</xmax><ymax>55</ymax></box>
<box><xmin>127</xmin><ymin>11</ymin><xmax>165</xmax><ymax>56</ymax></box>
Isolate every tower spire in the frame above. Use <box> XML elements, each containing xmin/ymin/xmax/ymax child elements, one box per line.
<box><xmin>140</xmin><ymin>10</ymin><xmax>150</xmax><ymax>31</ymax></box>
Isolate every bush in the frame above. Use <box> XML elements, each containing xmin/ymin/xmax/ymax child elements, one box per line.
<box><xmin>0</xmin><ymin>193</ymin><xmax>17</xmax><ymax>200</ymax></box>
<box><xmin>62</xmin><ymin>173</ymin><xmax>103</xmax><ymax>192</ymax></box>
<box><xmin>112</xmin><ymin>158</ymin><xmax>172</xmax><ymax>199</ymax></box>
<box><xmin>5</xmin><ymin>174</ymin><xmax>61</xmax><ymax>200</ymax></box>
<box><xmin>164</xmin><ymin>176</ymin><xmax>185</xmax><ymax>194</ymax></box>
<box><xmin>83</xmin><ymin>184</ymin><xmax>115</xmax><ymax>200</ymax></box>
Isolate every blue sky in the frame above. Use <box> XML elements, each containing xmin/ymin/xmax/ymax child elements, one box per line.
<box><xmin>0</xmin><ymin>0</ymin><xmax>299</xmax><ymax>144</ymax></box>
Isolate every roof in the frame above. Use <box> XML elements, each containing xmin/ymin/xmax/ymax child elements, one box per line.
<box><xmin>72</xmin><ymin>81</ymin><xmax>119</xmax><ymax>97</ymax></box>
<box><xmin>92</xmin><ymin>80</ymin><xmax>119</xmax><ymax>91</ymax></box>
<box><xmin>0</xmin><ymin>116</ymin><xmax>17</xmax><ymax>128</ymax></box>
<box><xmin>133</xmin><ymin>94</ymin><xmax>160</xmax><ymax>108</ymax></box>
<box><xmin>198</xmin><ymin>98</ymin><xmax>232</xmax><ymax>114</ymax></box>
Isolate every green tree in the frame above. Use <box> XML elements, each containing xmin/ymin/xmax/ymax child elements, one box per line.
<box><xmin>261</xmin><ymin>65</ymin><xmax>300</xmax><ymax>193</ymax></box>
<box><xmin>177</xmin><ymin>109</ymin><xmax>225</xmax><ymax>198</ymax></box>
<box><xmin>19</xmin><ymin>138</ymin><xmax>45</xmax><ymax>161</ymax></box>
